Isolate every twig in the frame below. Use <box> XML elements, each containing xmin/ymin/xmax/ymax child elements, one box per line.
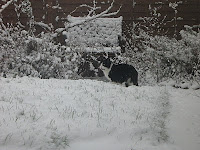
<box><xmin>0</xmin><ymin>0</ymin><xmax>16</xmax><ymax>14</ymax></box>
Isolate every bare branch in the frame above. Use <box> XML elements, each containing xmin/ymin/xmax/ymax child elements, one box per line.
<box><xmin>88</xmin><ymin>6</ymin><xmax>101</xmax><ymax>17</ymax></box>
<box><xmin>56</xmin><ymin>0</ymin><xmax>121</xmax><ymax>33</ymax></box>
<box><xmin>0</xmin><ymin>0</ymin><xmax>16</xmax><ymax>14</ymax></box>
<box><xmin>34</xmin><ymin>22</ymin><xmax>51</xmax><ymax>31</ymax></box>
<box><xmin>69</xmin><ymin>4</ymin><xmax>101</xmax><ymax>17</ymax></box>
<box><xmin>102</xmin><ymin>5</ymin><xmax>122</xmax><ymax>17</ymax></box>
<box><xmin>88</xmin><ymin>0</ymin><xmax>101</xmax><ymax>16</ymax></box>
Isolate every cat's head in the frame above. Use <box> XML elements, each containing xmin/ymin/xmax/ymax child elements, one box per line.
<box><xmin>99</xmin><ymin>58</ymin><xmax>112</xmax><ymax>72</ymax></box>
<box><xmin>101</xmin><ymin>58</ymin><xmax>112</xmax><ymax>68</ymax></box>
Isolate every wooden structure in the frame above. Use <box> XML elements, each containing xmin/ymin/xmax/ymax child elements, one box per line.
<box><xmin>0</xmin><ymin>0</ymin><xmax>199</xmax><ymax>37</ymax></box>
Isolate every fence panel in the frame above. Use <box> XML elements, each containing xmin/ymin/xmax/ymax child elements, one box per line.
<box><xmin>0</xmin><ymin>0</ymin><xmax>199</xmax><ymax>37</ymax></box>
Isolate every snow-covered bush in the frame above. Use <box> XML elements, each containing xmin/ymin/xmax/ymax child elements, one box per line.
<box><xmin>147</xmin><ymin>27</ymin><xmax>200</xmax><ymax>83</ymax></box>
<box><xmin>117</xmin><ymin>2</ymin><xmax>200</xmax><ymax>86</ymax></box>
<box><xmin>0</xmin><ymin>0</ymin><xmax>122</xmax><ymax>79</ymax></box>
<box><xmin>0</xmin><ymin>24</ymin><xmax>82</xmax><ymax>79</ymax></box>
<box><xmin>121</xmin><ymin>25</ymin><xmax>200</xmax><ymax>85</ymax></box>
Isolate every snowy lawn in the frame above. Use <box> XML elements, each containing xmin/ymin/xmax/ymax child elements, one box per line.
<box><xmin>0</xmin><ymin>77</ymin><xmax>199</xmax><ymax>150</ymax></box>
<box><xmin>168</xmin><ymin>87</ymin><xmax>200</xmax><ymax>150</ymax></box>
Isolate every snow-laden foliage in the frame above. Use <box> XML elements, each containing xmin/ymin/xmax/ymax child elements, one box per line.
<box><xmin>1</xmin><ymin>22</ymin><xmax>199</xmax><ymax>84</ymax></box>
<box><xmin>0</xmin><ymin>0</ymin><xmax>122</xmax><ymax>79</ymax></box>
<box><xmin>0</xmin><ymin>25</ymin><xmax>82</xmax><ymax>79</ymax></box>
<box><xmin>118</xmin><ymin>2</ymin><xmax>200</xmax><ymax>86</ymax></box>
<box><xmin>0</xmin><ymin>0</ymin><xmax>199</xmax><ymax>86</ymax></box>
<box><xmin>121</xmin><ymin>24</ymin><xmax>200</xmax><ymax>85</ymax></box>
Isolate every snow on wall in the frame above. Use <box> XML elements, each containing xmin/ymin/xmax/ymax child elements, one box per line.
<box><xmin>63</xmin><ymin>16</ymin><xmax>123</xmax><ymax>52</ymax></box>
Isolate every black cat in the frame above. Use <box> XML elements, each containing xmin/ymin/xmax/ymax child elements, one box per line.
<box><xmin>99</xmin><ymin>58</ymin><xmax>138</xmax><ymax>87</ymax></box>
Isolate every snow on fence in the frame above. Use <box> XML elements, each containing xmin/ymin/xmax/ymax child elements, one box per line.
<box><xmin>63</xmin><ymin>16</ymin><xmax>123</xmax><ymax>53</ymax></box>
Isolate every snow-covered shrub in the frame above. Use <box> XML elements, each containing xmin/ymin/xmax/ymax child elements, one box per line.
<box><xmin>119</xmin><ymin>2</ymin><xmax>200</xmax><ymax>86</ymax></box>
<box><xmin>0</xmin><ymin>24</ymin><xmax>82</xmax><ymax>79</ymax></box>
<box><xmin>121</xmin><ymin>25</ymin><xmax>200</xmax><ymax>85</ymax></box>
<box><xmin>147</xmin><ymin>28</ymin><xmax>200</xmax><ymax>83</ymax></box>
<box><xmin>0</xmin><ymin>0</ymin><xmax>123</xmax><ymax>79</ymax></box>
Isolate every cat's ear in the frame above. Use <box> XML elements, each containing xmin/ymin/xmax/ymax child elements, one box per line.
<box><xmin>105</xmin><ymin>58</ymin><xmax>112</xmax><ymax>68</ymax></box>
<box><xmin>103</xmin><ymin>52</ymin><xmax>109</xmax><ymax>59</ymax></box>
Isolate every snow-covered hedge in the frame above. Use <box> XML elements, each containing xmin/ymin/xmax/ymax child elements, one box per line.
<box><xmin>64</xmin><ymin>16</ymin><xmax>122</xmax><ymax>49</ymax></box>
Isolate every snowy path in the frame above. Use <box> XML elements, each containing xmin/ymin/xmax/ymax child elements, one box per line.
<box><xmin>168</xmin><ymin>88</ymin><xmax>200</xmax><ymax>150</ymax></box>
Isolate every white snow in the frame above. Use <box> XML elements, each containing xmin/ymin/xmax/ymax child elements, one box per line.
<box><xmin>63</xmin><ymin>17</ymin><xmax>122</xmax><ymax>51</ymax></box>
<box><xmin>168</xmin><ymin>88</ymin><xmax>200</xmax><ymax>150</ymax></box>
<box><xmin>60</xmin><ymin>46</ymin><xmax>121</xmax><ymax>53</ymax></box>
<box><xmin>0</xmin><ymin>77</ymin><xmax>200</xmax><ymax>150</ymax></box>
<box><xmin>34</xmin><ymin>22</ymin><xmax>51</xmax><ymax>31</ymax></box>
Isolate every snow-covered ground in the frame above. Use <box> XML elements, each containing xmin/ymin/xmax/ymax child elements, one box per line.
<box><xmin>168</xmin><ymin>88</ymin><xmax>200</xmax><ymax>150</ymax></box>
<box><xmin>0</xmin><ymin>77</ymin><xmax>199</xmax><ymax>150</ymax></box>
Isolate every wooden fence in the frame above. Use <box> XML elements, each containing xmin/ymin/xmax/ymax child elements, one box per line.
<box><xmin>0</xmin><ymin>0</ymin><xmax>199</xmax><ymax>37</ymax></box>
